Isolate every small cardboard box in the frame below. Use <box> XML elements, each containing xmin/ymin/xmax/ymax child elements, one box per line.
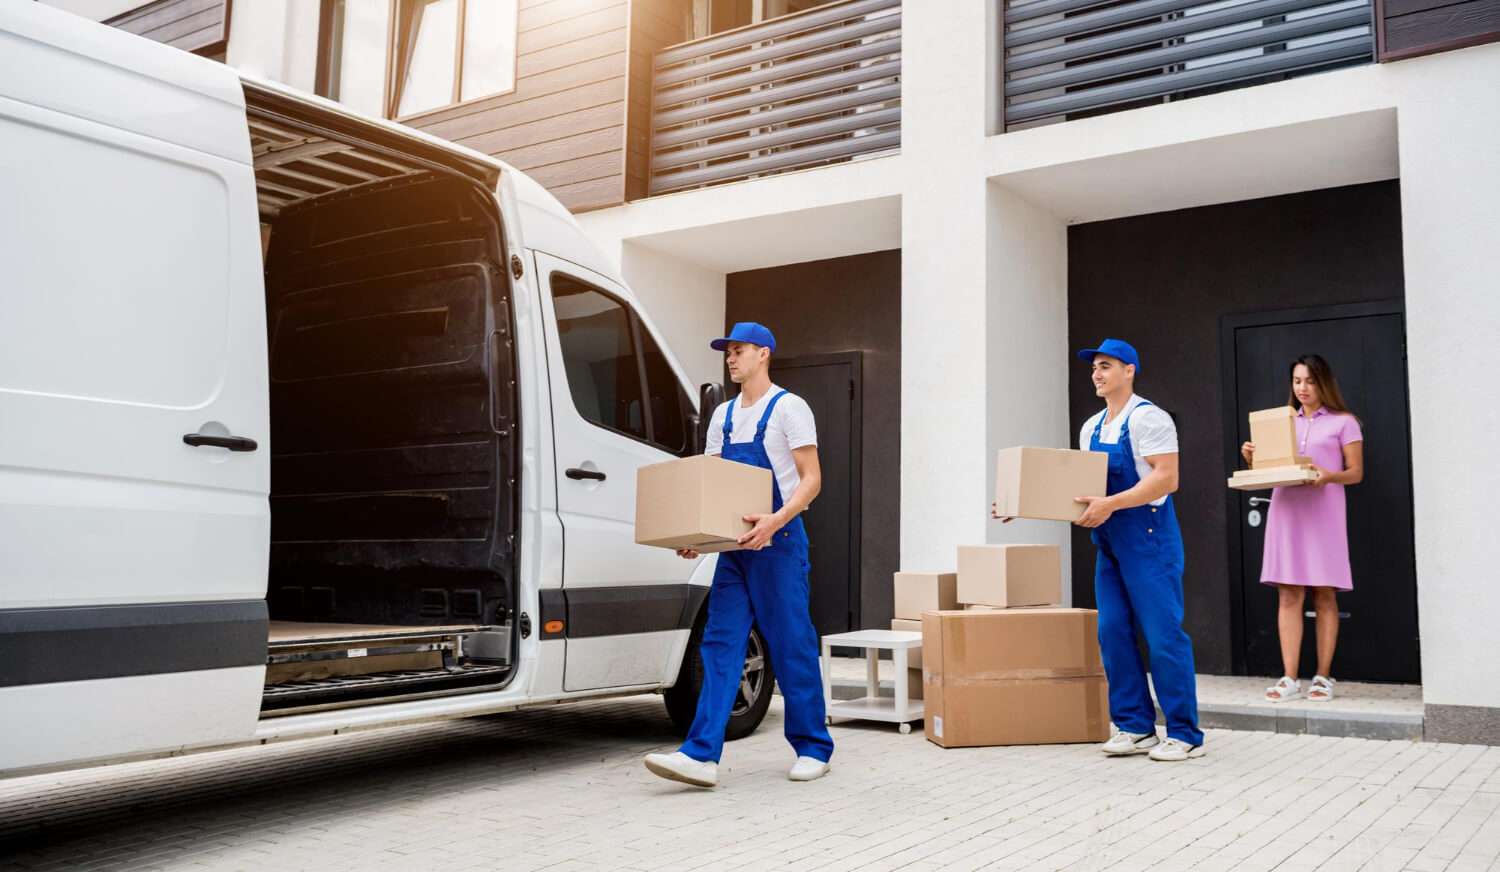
<box><xmin>634</xmin><ymin>455</ymin><xmax>772</xmax><ymax>552</ymax></box>
<box><xmin>1227</xmin><ymin>465</ymin><xmax>1319</xmax><ymax>491</ymax></box>
<box><xmin>891</xmin><ymin>618</ymin><xmax>924</xmax><ymax>669</ymax></box>
<box><xmin>956</xmin><ymin>544</ymin><xmax>1061</xmax><ymax>608</ymax></box>
<box><xmin>1249</xmin><ymin>407</ymin><xmax>1300</xmax><ymax>469</ymax></box>
<box><xmin>922</xmin><ymin>608</ymin><xmax>1109</xmax><ymax>748</ymax></box>
<box><xmin>994</xmin><ymin>447</ymin><xmax>1108</xmax><ymax>523</ymax></box>
<box><xmin>892</xmin><ymin>572</ymin><xmax>958</xmax><ymax>621</ymax></box>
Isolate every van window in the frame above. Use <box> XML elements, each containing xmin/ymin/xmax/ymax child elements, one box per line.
<box><xmin>639</xmin><ymin>328</ymin><xmax>691</xmax><ymax>455</ymax></box>
<box><xmin>0</xmin><ymin>118</ymin><xmax>228</xmax><ymax>407</ymax></box>
<box><xmin>551</xmin><ymin>276</ymin><xmax>646</xmax><ymax>440</ymax></box>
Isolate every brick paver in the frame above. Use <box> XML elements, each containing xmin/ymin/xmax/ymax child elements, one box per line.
<box><xmin>0</xmin><ymin>695</ymin><xmax>1496</xmax><ymax>871</ymax></box>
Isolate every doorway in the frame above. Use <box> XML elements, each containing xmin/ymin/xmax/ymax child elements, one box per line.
<box><xmin>1222</xmin><ymin>301</ymin><xmax>1419</xmax><ymax>682</ymax></box>
<box><xmin>747</xmin><ymin>352</ymin><xmax>862</xmax><ymax>637</ymax></box>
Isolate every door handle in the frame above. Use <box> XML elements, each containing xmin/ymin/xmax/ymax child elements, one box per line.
<box><xmin>565</xmin><ymin>467</ymin><xmax>606</xmax><ymax>481</ymax></box>
<box><xmin>1248</xmin><ymin>497</ymin><xmax>1270</xmax><ymax>507</ymax></box>
<box><xmin>184</xmin><ymin>433</ymin><xmax>259</xmax><ymax>452</ymax></box>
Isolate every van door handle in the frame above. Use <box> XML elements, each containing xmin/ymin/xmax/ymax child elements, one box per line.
<box><xmin>565</xmin><ymin>468</ymin><xmax>606</xmax><ymax>481</ymax></box>
<box><xmin>184</xmin><ymin>433</ymin><xmax>259</xmax><ymax>452</ymax></box>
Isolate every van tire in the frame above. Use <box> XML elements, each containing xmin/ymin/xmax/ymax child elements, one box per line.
<box><xmin>664</xmin><ymin>618</ymin><xmax>774</xmax><ymax>741</ymax></box>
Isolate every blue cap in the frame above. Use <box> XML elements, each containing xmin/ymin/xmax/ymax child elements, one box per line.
<box><xmin>711</xmin><ymin>322</ymin><xmax>777</xmax><ymax>353</ymax></box>
<box><xmin>1076</xmin><ymin>338</ymin><xmax>1140</xmax><ymax>370</ymax></box>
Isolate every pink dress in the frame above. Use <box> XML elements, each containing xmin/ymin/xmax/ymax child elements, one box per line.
<box><xmin>1259</xmin><ymin>407</ymin><xmax>1364</xmax><ymax>590</ymax></box>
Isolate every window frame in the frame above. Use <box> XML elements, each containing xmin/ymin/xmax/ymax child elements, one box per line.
<box><xmin>547</xmin><ymin>271</ymin><xmax>694</xmax><ymax>458</ymax></box>
<box><xmin>316</xmin><ymin>0</ymin><xmax>520</xmax><ymax>122</ymax></box>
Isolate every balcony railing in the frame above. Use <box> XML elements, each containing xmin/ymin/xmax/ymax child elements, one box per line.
<box><xmin>648</xmin><ymin>0</ymin><xmax>901</xmax><ymax>196</ymax></box>
<box><xmin>1002</xmin><ymin>0</ymin><xmax>1375</xmax><ymax>129</ymax></box>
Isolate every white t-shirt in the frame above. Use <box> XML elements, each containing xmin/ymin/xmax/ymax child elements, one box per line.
<box><xmin>705</xmin><ymin>386</ymin><xmax>817</xmax><ymax>503</ymax></box>
<box><xmin>1077</xmin><ymin>394</ymin><xmax>1177</xmax><ymax>507</ymax></box>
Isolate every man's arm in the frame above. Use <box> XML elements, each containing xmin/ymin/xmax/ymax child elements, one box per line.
<box><xmin>739</xmin><ymin>445</ymin><xmax>821</xmax><ymax>550</ymax></box>
<box><xmin>1074</xmin><ymin>453</ymin><xmax>1178</xmax><ymax>528</ymax></box>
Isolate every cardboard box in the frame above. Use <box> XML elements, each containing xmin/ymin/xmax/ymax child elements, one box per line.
<box><xmin>890</xmin><ymin>618</ymin><xmax>924</xmax><ymax>669</ymax></box>
<box><xmin>994</xmin><ymin>447</ymin><xmax>1108</xmax><ymax>523</ymax></box>
<box><xmin>1227</xmin><ymin>465</ymin><xmax>1319</xmax><ymax>491</ymax></box>
<box><xmin>892</xmin><ymin>572</ymin><xmax>958</xmax><ymax>620</ymax></box>
<box><xmin>922</xmin><ymin>608</ymin><xmax>1109</xmax><ymax>748</ymax></box>
<box><xmin>956</xmin><ymin>544</ymin><xmax>1061</xmax><ymax>608</ymax></box>
<box><xmin>634</xmin><ymin>455</ymin><xmax>771</xmax><ymax>552</ymax></box>
<box><xmin>906</xmin><ymin>667</ymin><xmax>924</xmax><ymax>700</ymax></box>
<box><xmin>1249</xmin><ymin>407</ymin><xmax>1301</xmax><ymax>470</ymax></box>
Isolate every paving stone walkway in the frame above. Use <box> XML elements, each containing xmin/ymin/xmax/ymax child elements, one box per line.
<box><xmin>1</xmin><ymin>694</ymin><xmax>1495</xmax><ymax>871</ymax></box>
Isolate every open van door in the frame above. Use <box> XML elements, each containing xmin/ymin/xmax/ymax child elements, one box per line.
<box><xmin>0</xmin><ymin>7</ymin><xmax>268</xmax><ymax>773</ymax></box>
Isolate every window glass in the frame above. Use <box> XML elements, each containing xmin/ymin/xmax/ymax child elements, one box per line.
<box><xmin>461</xmin><ymin>0</ymin><xmax>520</xmax><ymax>100</ymax></box>
<box><xmin>397</xmin><ymin>0</ymin><xmax>459</xmax><ymax>117</ymax></box>
<box><xmin>639</xmin><ymin>328</ymin><xmax>691</xmax><ymax>455</ymax></box>
<box><xmin>329</xmin><ymin>0</ymin><xmax>390</xmax><ymax>117</ymax></box>
<box><xmin>551</xmin><ymin>277</ymin><xmax>646</xmax><ymax>440</ymax></box>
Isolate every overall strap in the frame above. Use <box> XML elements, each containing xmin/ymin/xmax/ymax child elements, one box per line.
<box><xmin>754</xmin><ymin>390</ymin><xmax>789</xmax><ymax>441</ymax></box>
<box><xmin>720</xmin><ymin>398</ymin><xmax>736</xmax><ymax>440</ymax></box>
<box><xmin>1119</xmin><ymin>400</ymin><xmax>1152</xmax><ymax>439</ymax></box>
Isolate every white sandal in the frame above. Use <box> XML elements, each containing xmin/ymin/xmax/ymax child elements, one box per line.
<box><xmin>1265</xmin><ymin>676</ymin><xmax>1301</xmax><ymax>703</ymax></box>
<box><xmin>1308</xmin><ymin>675</ymin><xmax>1335</xmax><ymax>701</ymax></box>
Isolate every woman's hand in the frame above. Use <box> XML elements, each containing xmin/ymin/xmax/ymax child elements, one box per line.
<box><xmin>675</xmin><ymin>548</ymin><xmax>701</xmax><ymax>560</ymax></box>
<box><xmin>989</xmin><ymin>501</ymin><xmax>1014</xmax><ymax>524</ymax></box>
<box><xmin>1308</xmin><ymin>466</ymin><xmax>1333</xmax><ymax>488</ymax></box>
<box><xmin>1241</xmin><ymin>441</ymin><xmax>1255</xmax><ymax>465</ymax></box>
<box><xmin>737</xmin><ymin>513</ymin><xmax>783</xmax><ymax>550</ymax></box>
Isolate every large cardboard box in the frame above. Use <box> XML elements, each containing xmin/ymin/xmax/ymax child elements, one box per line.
<box><xmin>922</xmin><ymin>608</ymin><xmax>1109</xmax><ymax>748</ymax></box>
<box><xmin>994</xmin><ymin>447</ymin><xmax>1108</xmax><ymax>523</ymax></box>
<box><xmin>956</xmin><ymin>544</ymin><xmax>1061</xmax><ymax>607</ymax></box>
<box><xmin>1249</xmin><ymin>406</ymin><xmax>1304</xmax><ymax>469</ymax></box>
<box><xmin>634</xmin><ymin>455</ymin><xmax>772</xmax><ymax>552</ymax></box>
<box><xmin>892</xmin><ymin>572</ymin><xmax>958</xmax><ymax>621</ymax></box>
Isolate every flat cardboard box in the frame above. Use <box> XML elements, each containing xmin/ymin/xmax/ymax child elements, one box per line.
<box><xmin>956</xmin><ymin>544</ymin><xmax>1061</xmax><ymax>608</ymax></box>
<box><xmin>892</xmin><ymin>572</ymin><xmax>958</xmax><ymax>621</ymax></box>
<box><xmin>922</xmin><ymin>608</ymin><xmax>1109</xmax><ymax>748</ymax></box>
<box><xmin>1249</xmin><ymin>407</ymin><xmax>1299</xmax><ymax>470</ymax></box>
<box><xmin>1227</xmin><ymin>465</ymin><xmax>1319</xmax><ymax>491</ymax></box>
<box><xmin>634</xmin><ymin>455</ymin><xmax>772</xmax><ymax>552</ymax></box>
<box><xmin>891</xmin><ymin>618</ymin><xmax>924</xmax><ymax>669</ymax></box>
<box><xmin>994</xmin><ymin>447</ymin><xmax>1109</xmax><ymax>523</ymax></box>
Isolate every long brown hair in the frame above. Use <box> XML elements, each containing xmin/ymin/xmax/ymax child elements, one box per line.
<box><xmin>1288</xmin><ymin>354</ymin><xmax>1358</xmax><ymax>422</ymax></box>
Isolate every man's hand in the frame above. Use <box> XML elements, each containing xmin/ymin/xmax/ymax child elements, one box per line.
<box><xmin>738</xmin><ymin>514</ymin><xmax>783</xmax><ymax>550</ymax></box>
<box><xmin>675</xmin><ymin>548</ymin><xmax>701</xmax><ymax>560</ymax></box>
<box><xmin>1074</xmin><ymin>495</ymin><xmax>1116</xmax><ymax>528</ymax></box>
<box><xmin>989</xmin><ymin>501</ymin><xmax>1014</xmax><ymax>524</ymax></box>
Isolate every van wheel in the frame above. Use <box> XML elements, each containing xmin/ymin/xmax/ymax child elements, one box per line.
<box><xmin>664</xmin><ymin>619</ymin><xmax>775</xmax><ymax>741</ymax></box>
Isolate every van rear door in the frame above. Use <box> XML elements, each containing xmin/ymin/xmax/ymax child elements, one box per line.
<box><xmin>0</xmin><ymin>6</ymin><xmax>268</xmax><ymax>772</ymax></box>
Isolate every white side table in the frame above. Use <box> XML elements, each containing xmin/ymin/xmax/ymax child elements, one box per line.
<box><xmin>821</xmin><ymin>629</ymin><xmax>924</xmax><ymax>733</ymax></box>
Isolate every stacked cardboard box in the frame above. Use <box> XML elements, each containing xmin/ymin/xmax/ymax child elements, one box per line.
<box><xmin>890</xmin><ymin>572</ymin><xmax>958</xmax><ymax>700</ymax></box>
<box><xmin>1228</xmin><ymin>406</ymin><xmax>1318</xmax><ymax>491</ymax></box>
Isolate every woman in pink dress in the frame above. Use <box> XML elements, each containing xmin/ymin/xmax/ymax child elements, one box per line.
<box><xmin>1241</xmin><ymin>354</ymin><xmax>1364</xmax><ymax>703</ymax></box>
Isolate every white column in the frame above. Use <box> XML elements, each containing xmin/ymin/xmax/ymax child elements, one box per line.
<box><xmin>226</xmin><ymin>0</ymin><xmax>320</xmax><ymax>92</ymax></box>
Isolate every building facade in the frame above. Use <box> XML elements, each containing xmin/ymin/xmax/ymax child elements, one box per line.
<box><xmin>60</xmin><ymin>0</ymin><xmax>1500</xmax><ymax>742</ymax></box>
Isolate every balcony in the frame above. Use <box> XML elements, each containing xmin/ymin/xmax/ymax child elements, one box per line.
<box><xmin>1002</xmin><ymin>0</ymin><xmax>1375</xmax><ymax>129</ymax></box>
<box><xmin>646</xmin><ymin>0</ymin><xmax>901</xmax><ymax>196</ymax></box>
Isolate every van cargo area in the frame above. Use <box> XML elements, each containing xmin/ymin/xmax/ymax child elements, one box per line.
<box><xmin>249</xmin><ymin>86</ymin><xmax>519</xmax><ymax>714</ymax></box>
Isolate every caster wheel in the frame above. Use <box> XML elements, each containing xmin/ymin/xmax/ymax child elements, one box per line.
<box><xmin>899</xmin><ymin>722</ymin><xmax>912</xmax><ymax>735</ymax></box>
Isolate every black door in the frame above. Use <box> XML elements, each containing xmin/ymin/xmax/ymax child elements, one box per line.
<box><xmin>1225</xmin><ymin>303</ymin><xmax>1419</xmax><ymax>682</ymax></box>
<box><xmin>748</xmin><ymin>353</ymin><xmax>861</xmax><ymax>637</ymax></box>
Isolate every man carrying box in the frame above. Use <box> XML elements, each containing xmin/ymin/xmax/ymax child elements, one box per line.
<box><xmin>644</xmin><ymin>322</ymin><xmax>834</xmax><ymax>788</ymax></box>
<box><xmin>1074</xmin><ymin>339</ymin><xmax>1204</xmax><ymax>762</ymax></box>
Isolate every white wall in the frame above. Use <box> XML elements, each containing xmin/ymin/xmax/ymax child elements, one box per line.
<box><xmin>225</xmin><ymin>0</ymin><xmax>319</xmax><ymax>92</ymax></box>
<box><xmin>38</xmin><ymin>0</ymin><xmax>140</xmax><ymax>21</ymax></box>
<box><xmin>984</xmin><ymin>183</ymin><xmax>1072</xmax><ymax>599</ymax></box>
<box><xmin>618</xmin><ymin>242</ymin><xmax>726</xmax><ymax>391</ymax></box>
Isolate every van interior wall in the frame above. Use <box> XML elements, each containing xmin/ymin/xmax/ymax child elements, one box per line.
<box><xmin>724</xmin><ymin>249</ymin><xmax>901</xmax><ymax>629</ymax></box>
<box><xmin>1066</xmin><ymin>180</ymin><xmax>1404</xmax><ymax>674</ymax></box>
<box><xmin>262</xmin><ymin>174</ymin><xmax>518</xmax><ymax>630</ymax></box>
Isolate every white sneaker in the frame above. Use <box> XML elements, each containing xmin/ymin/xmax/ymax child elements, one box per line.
<box><xmin>788</xmin><ymin>756</ymin><xmax>830</xmax><ymax>782</ymax></box>
<box><xmin>1101</xmin><ymin>730</ymin><xmax>1160</xmax><ymax>756</ymax></box>
<box><xmin>1148</xmin><ymin>738</ymin><xmax>1206</xmax><ymax>762</ymax></box>
<box><xmin>644</xmin><ymin>751</ymin><xmax>718</xmax><ymax>788</ymax></box>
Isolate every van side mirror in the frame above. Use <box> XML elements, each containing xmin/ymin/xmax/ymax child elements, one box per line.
<box><xmin>694</xmin><ymin>382</ymin><xmax>726</xmax><ymax>455</ymax></box>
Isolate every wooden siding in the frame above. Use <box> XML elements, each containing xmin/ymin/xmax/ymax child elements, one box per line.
<box><xmin>625</xmin><ymin>0</ymin><xmax>692</xmax><ymax>201</ymax></box>
<box><xmin>406</xmin><ymin>0</ymin><xmax>638</xmax><ymax>214</ymax></box>
<box><xmin>106</xmin><ymin>0</ymin><xmax>229</xmax><ymax>56</ymax></box>
<box><xmin>1379</xmin><ymin>0</ymin><xmax>1500</xmax><ymax>59</ymax></box>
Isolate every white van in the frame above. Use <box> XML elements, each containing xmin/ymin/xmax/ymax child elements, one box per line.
<box><xmin>0</xmin><ymin>4</ymin><xmax>771</xmax><ymax>777</ymax></box>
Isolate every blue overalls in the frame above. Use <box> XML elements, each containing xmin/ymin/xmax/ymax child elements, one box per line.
<box><xmin>679</xmin><ymin>390</ymin><xmax>834</xmax><ymax>764</ymax></box>
<box><xmin>1089</xmin><ymin>403</ymin><xmax>1203</xmax><ymax>746</ymax></box>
